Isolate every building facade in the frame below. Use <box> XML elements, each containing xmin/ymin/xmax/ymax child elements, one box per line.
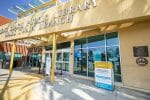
<box><xmin>0</xmin><ymin>16</ymin><xmax>28</xmax><ymax>68</ymax></box>
<box><xmin>0</xmin><ymin>0</ymin><xmax>150</xmax><ymax>92</ymax></box>
<box><xmin>45</xmin><ymin>21</ymin><xmax>150</xmax><ymax>92</ymax></box>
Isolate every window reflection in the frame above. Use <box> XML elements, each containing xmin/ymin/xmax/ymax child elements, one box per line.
<box><xmin>63</xmin><ymin>52</ymin><xmax>69</xmax><ymax>61</ymax></box>
<box><xmin>87</xmin><ymin>34</ymin><xmax>105</xmax><ymax>47</ymax></box>
<box><xmin>107</xmin><ymin>46</ymin><xmax>122</xmax><ymax>82</ymax></box>
<box><xmin>88</xmin><ymin>48</ymin><xmax>106</xmax><ymax>77</ymax></box>
<box><xmin>106</xmin><ymin>32</ymin><xmax>119</xmax><ymax>46</ymax></box>
<box><xmin>74</xmin><ymin>38</ymin><xmax>87</xmax><ymax>49</ymax></box>
<box><xmin>74</xmin><ymin>32</ymin><xmax>122</xmax><ymax>82</ymax></box>
<box><xmin>57</xmin><ymin>53</ymin><xmax>62</xmax><ymax>61</ymax></box>
<box><xmin>74</xmin><ymin>49</ymin><xmax>87</xmax><ymax>76</ymax></box>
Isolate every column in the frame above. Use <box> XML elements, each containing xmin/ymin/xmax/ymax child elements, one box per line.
<box><xmin>51</xmin><ymin>33</ymin><xmax>56</xmax><ymax>83</ymax></box>
<box><xmin>70</xmin><ymin>40</ymin><xmax>74</xmax><ymax>75</ymax></box>
<box><xmin>9</xmin><ymin>41</ymin><xmax>16</xmax><ymax>74</ymax></box>
<box><xmin>41</xmin><ymin>46</ymin><xmax>45</xmax><ymax>74</ymax></box>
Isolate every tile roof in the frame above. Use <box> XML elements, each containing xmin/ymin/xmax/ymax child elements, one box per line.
<box><xmin>0</xmin><ymin>16</ymin><xmax>12</xmax><ymax>26</ymax></box>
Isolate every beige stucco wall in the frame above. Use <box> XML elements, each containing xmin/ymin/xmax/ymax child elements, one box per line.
<box><xmin>119</xmin><ymin>21</ymin><xmax>150</xmax><ymax>90</ymax></box>
<box><xmin>0</xmin><ymin>0</ymin><xmax>150</xmax><ymax>42</ymax></box>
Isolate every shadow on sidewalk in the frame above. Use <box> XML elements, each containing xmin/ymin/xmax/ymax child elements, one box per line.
<box><xmin>0</xmin><ymin>74</ymin><xmax>8</xmax><ymax>76</ymax></box>
<box><xmin>0</xmin><ymin>71</ymin><xmax>12</xmax><ymax>100</ymax></box>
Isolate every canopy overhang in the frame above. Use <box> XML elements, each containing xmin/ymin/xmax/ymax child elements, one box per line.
<box><xmin>0</xmin><ymin>0</ymin><xmax>150</xmax><ymax>47</ymax></box>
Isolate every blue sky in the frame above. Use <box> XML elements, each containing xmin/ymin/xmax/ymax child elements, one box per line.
<box><xmin>0</xmin><ymin>0</ymin><xmax>31</xmax><ymax>20</ymax></box>
<box><xmin>0</xmin><ymin>0</ymin><xmax>68</xmax><ymax>20</ymax></box>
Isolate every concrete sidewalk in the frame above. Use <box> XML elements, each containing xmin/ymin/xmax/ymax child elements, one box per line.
<box><xmin>0</xmin><ymin>68</ymin><xmax>150</xmax><ymax>100</ymax></box>
<box><xmin>32</xmin><ymin>75</ymin><xmax>150</xmax><ymax>100</ymax></box>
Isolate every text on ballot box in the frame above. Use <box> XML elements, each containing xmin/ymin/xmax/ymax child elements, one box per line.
<box><xmin>94</xmin><ymin>61</ymin><xmax>114</xmax><ymax>91</ymax></box>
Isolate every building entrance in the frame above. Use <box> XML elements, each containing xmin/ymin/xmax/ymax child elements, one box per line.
<box><xmin>56</xmin><ymin>49</ymin><xmax>70</xmax><ymax>75</ymax></box>
<box><xmin>45</xmin><ymin>48</ymin><xmax>70</xmax><ymax>75</ymax></box>
<box><xmin>74</xmin><ymin>32</ymin><xmax>122</xmax><ymax>82</ymax></box>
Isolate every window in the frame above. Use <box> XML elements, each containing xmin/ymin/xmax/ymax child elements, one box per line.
<box><xmin>88</xmin><ymin>47</ymin><xmax>106</xmax><ymax>77</ymax></box>
<box><xmin>87</xmin><ymin>34</ymin><xmax>105</xmax><ymax>47</ymax></box>
<box><xmin>74</xmin><ymin>49</ymin><xmax>87</xmax><ymax>76</ymax></box>
<box><xmin>74</xmin><ymin>38</ymin><xmax>87</xmax><ymax>49</ymax></box>
<box><xmin>74</xmin><ymin>32</ymin><xmax>122</xmax><ymax>82</ymax></box>
<box><xmin>106</xmin><ymin>32</ymin><xmax>119</xmax><ymax>46</ymax></box>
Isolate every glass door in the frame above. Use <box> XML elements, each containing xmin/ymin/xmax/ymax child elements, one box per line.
<box><xmin>56</xmin><ymin>52</ymin><xmax>63</xmax><ymax>70</ymax></box>
<box><xmin>56</xmin><ymin>48</ymin><xmax>70</xmax><ymax>74</ymax></box>
<box><xmin>46</xmin><ymin>48</ymin><xmax>70</xmax><ymax>75</ymax></box>
<box><xmin>62</xmin><ymin>52</ymin><xmax>70</xmax><ymax>72</ymax></box>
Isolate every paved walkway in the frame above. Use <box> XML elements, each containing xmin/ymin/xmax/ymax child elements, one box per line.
<box><xmin>0</xmin><ymin>68</ymin><xmax>150</xmax><ymax>100</ymax></box>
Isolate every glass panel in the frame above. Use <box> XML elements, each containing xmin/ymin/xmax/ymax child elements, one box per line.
<box><xmin>74</xmin><ymin>49</ymin><xmax>87</xmax><ymax>76</ymax></box>
<box><xmin>107</xmin><ymin>46</ymin><xmax>122</xmax><ymax>82</ymax></box>
<box><xmin>29</xmin><ymin>0</ymin><xmax>42</xmax><ymax>7</ymax></box>
<box><xmin>43</xmin><ymin>0</ymin><xmax>51</xmax><ymax>2</ymax></box>
<box><xmin>0</xmin><ymin>52</ymin><xmax>6</xmax><ymax>60</ymax></box>
<box><xmin>56</xmin><ymin>53</ymin><xmax>62</xmax><ymax>61</ymax></box>
<box><xmin>62</xmin><ymin>63</ymin><xmax>69</xmax><ymax>71</ymax></box>
<box><xmin>5</xmin><ymin>52</ymin><xmax>11</xmax><ymax>60</ymax></box>
<box><xmin>45</xmin><ymin>53</ymin><xmax>49</xmax><ymax>58</ymax></box>
<box><xmin>9</xmin><ymin>6</ymin><xmax>23</xmax><ymax>14</ymax></box>
<box><xmin>61</xmin><ymin>0</ymin><xmax>69</xmax><ymax>3</ymax></box>
<box><xmin>74</xmin><ymin>38</ymin><xmax>87</xmax><ymax>49</ymax></box>
<box><xmin>63</xmin><ymin>52</ymin><xmax>69</xmax><ymax>61</ymax></box>
<box><xmin>106</xmin><ymin>32</ymin><xmax>119</xmax><ymax>46</ymax></box>
<box><xmin>87</xmin><ymin>34</ymin><xmax>105</xmax><ymax>47</ymax></box>
<box><xmin>56</xmin><ymin>62</ymin><xmax>62</xmax><ymax>70</ymax></box>
<box><xmin>17</xmin><ymin>4</ymin><xmax>31</xmax><ymax>11</ymax></box>
<box><xmin>88</xmin><ymin>47</ymin><xmax>106</xmax><ymax>77</ymax></box>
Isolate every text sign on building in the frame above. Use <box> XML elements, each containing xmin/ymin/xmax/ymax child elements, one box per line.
<box><xmin>95</xmin><ymin>62</ymin><xmax>114</xmax><ymax>91</ymax></box>
<box><xmin>0</xmin><ymin>0</ymin><xmax>97</xmax><ymax>42</ymax></box>
<box><xmin>133</xmin><ymin>46</ymin><xmax>149</xmax><ymax>57</ymax></box>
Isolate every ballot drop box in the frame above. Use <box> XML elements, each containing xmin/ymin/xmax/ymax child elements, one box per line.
<box><xmin>95</xmin><ymin>61</ymin><xmax>114</xmax><ymax>91</ymax></box>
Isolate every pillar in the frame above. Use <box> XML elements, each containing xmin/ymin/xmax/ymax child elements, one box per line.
<box><xmin>50</xmin><ymin>33</ymin><xmax>56</xmax><ymax>83</ymax></box>
<box><xmin>41</xmin><ymin>46</ymin><xmax>45</xmax><ymax>73</ymax></box>
<box><xmin>70</xmin><ymin>40</ymin><xmax>74</xmax><ymax>75</ymax></box>
<box><xmin>9</xmin><ymin>41</ymin><xmax>16</xmax><ymax>74</ymax></box>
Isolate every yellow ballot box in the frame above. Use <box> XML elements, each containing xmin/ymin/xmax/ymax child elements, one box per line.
<box><xmin>94</xmin><ymin>61</ymin><xmax>114</xmax><ymax>91</ymax></box>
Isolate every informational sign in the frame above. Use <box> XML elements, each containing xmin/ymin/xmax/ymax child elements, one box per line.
<box><xmin>45</xmin><ymin>57</ymin><xmax>51</xmax><ymax>75</ymax></box>
<box><xmin>136</xmin><ymin>57</ymin><xmax>148</xmax><ymax>66</ymax></box>
<box><xmin>95</xmin><ymin>62</ymin><xmax>114</xmax><ymax>91</ymax></box>
<box><xmin>0</xmin><ymin>0</ymin><xmax>97</xmax><ymax>42</ymax></box>
<box><xmin>133</xmin><ymin>46</ymin><xmax>149</xmax><ymax>57</ymax></box>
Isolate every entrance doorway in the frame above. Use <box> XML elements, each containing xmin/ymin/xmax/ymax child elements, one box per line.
<box><xmin>74</xmin><ymin>32</ymin><xmax>122</xmax><ymax>82</ymax></box>
<box><xmin>45</xmin><ymin>48</ymin><xmax>70</xmax><ymax>75</ymax></box>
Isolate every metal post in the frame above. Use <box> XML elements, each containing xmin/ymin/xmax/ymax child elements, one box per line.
<box><xmin>51</xmin><ymin>33</ymin><xmax>56</xmax><ymax>83</ymax></box>
<box><xmin>9</xmin><ymin>41</ymin><xmax>16</xmax><ymax>74</ymax></box>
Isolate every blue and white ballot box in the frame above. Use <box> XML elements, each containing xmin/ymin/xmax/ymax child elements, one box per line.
<box><xmin>94</xmin><ymin>61</ymin><xmax>114</xmax><ymax>91</ymax></box>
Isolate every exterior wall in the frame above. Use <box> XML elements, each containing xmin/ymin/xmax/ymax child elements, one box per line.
<box><xmin>0</xmin><ymin>0</ymin><xmax>150</xmax><ymax>42</ymax></box>
<box><xmin>119</xmin><ymin>21</ymin><xmax>150</xmax><ymax>90</ymax></box>
<box><xmin>65</xmin><ymin>20</ymin><xmax>150</xmax><ymax>91</ymax></box>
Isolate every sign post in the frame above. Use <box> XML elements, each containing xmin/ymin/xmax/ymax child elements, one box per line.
<box><xmin>94</xmin><ymin>61</ymin><xmax>114</xmax><ymax>91</ymax></box>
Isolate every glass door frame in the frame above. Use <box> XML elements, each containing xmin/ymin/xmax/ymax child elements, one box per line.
<box><xmin>74</xmin><ymin>32</ymin><xmax>122</xmax><ymax>82</ymax></box>
<box><xmin>45</xmin><ymin>48</ymin><xmax>70</xmax><ymax>74</ymax></box>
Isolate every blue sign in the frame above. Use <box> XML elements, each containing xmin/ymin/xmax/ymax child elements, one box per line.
<box><xmin>95</xmin><ymin>68</ymin><xmax>114</xmax><ymax>91</ymax></box>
